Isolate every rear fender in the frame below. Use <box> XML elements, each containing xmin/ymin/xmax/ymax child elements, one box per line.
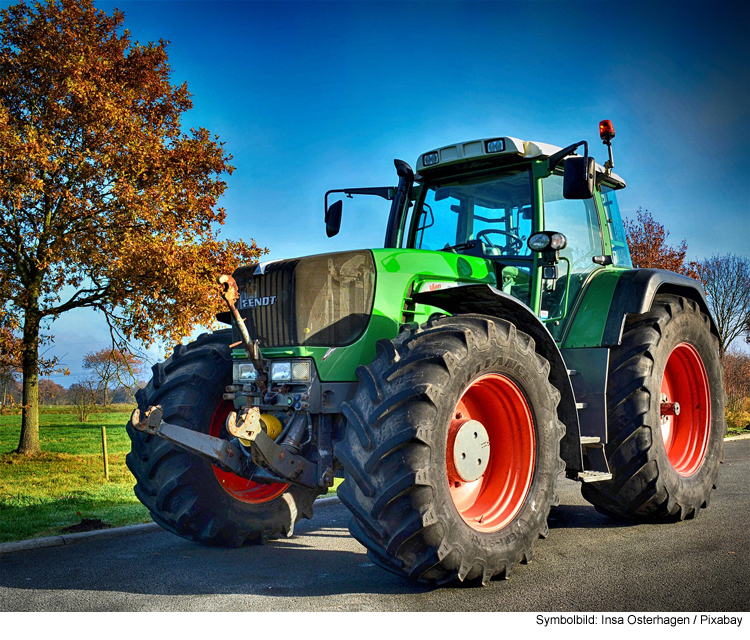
<box><xmin>602</xmin><ymin>269</ymin><xmax>718</xmax><ymax>346</ymax></box>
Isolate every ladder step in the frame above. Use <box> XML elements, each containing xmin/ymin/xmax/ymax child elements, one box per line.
<box><xmin>567</xmin><ymin>369</ymin><xmax>577</xmax><ymax>376</ymax></box>
<box><xmin>577</xmin><ymin>470</ymin><xmax>613</xmax><ymax>483</ymax></box>
<box><xmin>580</xmin><ymin>436</ymin><xmax>601</xmax><ymax>445</ymax></box>
<box><xmin>575</xmin><ymin>402</ymin><xmax>587</xmax><ymax>410</ymax></box>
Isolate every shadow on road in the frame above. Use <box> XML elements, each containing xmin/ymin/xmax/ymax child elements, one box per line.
<box><xmin>0</xmin><ymin>516</ymin><xmax>432</xmax><ymax>598</ymax></box>
<box><xmin>0</xmin><ymin>495</ymin><xmax>627</xmax><ymax>600</ymax></box>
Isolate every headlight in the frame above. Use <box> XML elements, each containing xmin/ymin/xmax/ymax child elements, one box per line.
<box><xmin>237</xmin><ymin>359</ymin><xmax>313</xmax><ymax>383</ymax></box>
<box><xmin>271</xmin><ymin>361</ymin><xmax>292</xmax><ymax>382</ymax></box>
<box><xmin>485</xmin><ymin>139</ymin><xmax>505</xmax><ymax>153</ymax></box>
<box><xmin>527</xmin><ymin>231</ymin><xmax>567</xmax><ymax>252</ymax></box>
<box><xmin>234</xmin><ymin>363</ymin><xmax>257</xmax><ymax>381</ymax></box>
<box><xmin>549</xmin><ymin>232</ymin><xmax>567</xmax><ymax>250</ymax></box>
<box><xmin>528</xmin><ymin>233</ymin><xmax>551</xmax><ymax>251</ymax></box>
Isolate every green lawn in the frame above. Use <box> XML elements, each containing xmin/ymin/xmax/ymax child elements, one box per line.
<box><xmin>0</xmin><ymin>410</ymin><xmax>151</xmax><ymax>543</ymax></box>
<box><xmin>0</xmin><ymin>409</ymin><xmax>341</xmax><ymax>544</ymax></box>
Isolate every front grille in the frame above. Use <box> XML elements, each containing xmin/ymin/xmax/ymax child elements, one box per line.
<box><xmin>232</xmin><ymin>250</ymin><xmax>376</xmax><ymax>348</ymax></box>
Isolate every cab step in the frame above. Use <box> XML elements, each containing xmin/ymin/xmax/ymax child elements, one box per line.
<box><xmin>577</xmin><ymin>470</ymin><xmax>613</xmax><ymax>483</ymax></box>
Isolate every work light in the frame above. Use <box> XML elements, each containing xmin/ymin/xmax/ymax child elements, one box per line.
<box><xmin>485</xmin><ymin>139</ymin><xmax>505</xmax><ymax>153</ymax></box>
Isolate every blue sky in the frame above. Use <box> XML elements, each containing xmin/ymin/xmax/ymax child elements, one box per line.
<box><xmin>6</xmin><ymin>0</ymin><xmax>748</xmax><ymax>381</ymax></box>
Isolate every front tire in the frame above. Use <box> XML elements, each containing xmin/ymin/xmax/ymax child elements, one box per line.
<box><xmin>126</xmin><ymin>331</ymin><xmax>317</xmax><ymax>546</ymax></box>
<box><xmin>581</xmin><ymin>295</ymin><xmax>726</xmax><ymax>520</ymax></box>
<box><xmin>335</xmin><ymin>315</ymin><xmax>565</xmax><ymax>585</ymax></box>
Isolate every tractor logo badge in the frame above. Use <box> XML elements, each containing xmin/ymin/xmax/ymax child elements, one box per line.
<box><xmin>239</xmin><ymin>292</ymin><xmax>277</xmax><ymax>309</ymax></box>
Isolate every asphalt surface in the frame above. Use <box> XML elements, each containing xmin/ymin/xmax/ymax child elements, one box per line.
<box><xmin>1</xmin><ymin>439</ymin><xmax>748</xmax><ymax>612</ymax></box>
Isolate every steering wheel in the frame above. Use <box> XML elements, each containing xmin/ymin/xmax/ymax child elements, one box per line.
<box><xmin>475</xmin><ymin>228</ymin><xmax>524</xmax><ymax>253</ymax></box>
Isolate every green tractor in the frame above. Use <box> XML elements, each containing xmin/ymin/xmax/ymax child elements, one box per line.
<box><xmin>127</xmin><ymin>120</ymin><xmax>725</xmax><ymax>585</ymax></box>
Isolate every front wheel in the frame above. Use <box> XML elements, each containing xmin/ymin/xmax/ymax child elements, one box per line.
<box><xmin>126</xmin><ymin>331</ymin><xmax>318</xmax><ymax>546</ymax></box>
<box><xmin>581</xmin><ymin>295</ymin><xmax>726</xmax><ymax>520</ymax></box>
<box><xmin>335</xmin><ymin>315</ymin><xmax>565</xmax><ymax>585</ymax></box>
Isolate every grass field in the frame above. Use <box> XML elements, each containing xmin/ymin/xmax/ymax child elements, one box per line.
<box><xmin>0</xmin><ymin>409</ymin><xmax>151</xmax><ymax>543</ymax></box>
<box><xmin>0</xmin><ymin>408</ymin><xmax>341</xmax><ymax>544</ymax></box>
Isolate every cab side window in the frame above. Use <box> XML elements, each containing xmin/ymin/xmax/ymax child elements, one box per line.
<box><xmin>540</xmin><ymin>174</ymin><xmax>603</xmax><ymax>327</ymax></box>
<box><xmin>543</xmin><ymin>174</ymin><xmax>602</xmax><ymax>270</ymax></box>
<box><xmin>601</xmin><ymin>186</ymin><xmax>633</xmax><ymax>268</ymax></box>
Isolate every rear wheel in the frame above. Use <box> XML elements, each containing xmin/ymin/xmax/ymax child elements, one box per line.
<box><xmin>335</xmin><ymin>315</ymin><xmax>564</xmax><ymax>585</ymax></box>
<box><xmin>581</xmin><ymin>295</ymin><xmax>725</xmax><ymax>520</ymax></box>
<box><xmin>126</xmin><ymin>331</ymin><xmax>317</xmax><ymax>546</ymax></box>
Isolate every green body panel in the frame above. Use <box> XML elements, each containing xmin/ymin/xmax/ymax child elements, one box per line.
<box><xmin>236</xmin><ymin>248</ymin><xmax>496</xmax><ymax>382</ymax></box>
<box><xmin>560</xmin><ymin>268</ymin><xmax>624</xmax><ymax>349</ymax></box>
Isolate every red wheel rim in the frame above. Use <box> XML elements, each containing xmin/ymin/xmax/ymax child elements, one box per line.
<box><xmin>660</xmin><ymin>343</ymin><xmax>711</xmax><ymax>477</ymax></box>
<box><xmin>447</xmin><ymin>374</ymin><xmax>535</xmax><ymax>532</ymax></box>
<box><xmin>209</xmin><ymin>401</ymin><xmax>289</xmax><ymax>503</ymax></box>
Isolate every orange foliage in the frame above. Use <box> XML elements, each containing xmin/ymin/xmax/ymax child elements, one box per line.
<box><xmin>624</xmin><ymin>208</ymin><xmax>697</xmax><ymax>277</ymax></box>
<box><xmin>0</xmin><ymin>1</ymin><xmax>265</xmax><ymax>451</ymax></box>
<box><xmin>37</xmin><ymin>378</ymin><xmax>67</xmax><ymax>404</ymax></box>
<box><xmin>0</xmin><ymin>309</ymin><xmax>21</xmax><ymax>369</ymax></box>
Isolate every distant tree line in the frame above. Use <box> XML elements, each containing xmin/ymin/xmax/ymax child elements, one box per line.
<box><xmin>0</xmin><ymin>346</ymin><xmax>146</xmax><ymax>418</ymax></box>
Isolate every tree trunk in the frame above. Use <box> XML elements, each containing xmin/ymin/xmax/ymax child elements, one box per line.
<box><xmin>17</xmin><ymin>311</ymin><xmax>41</xmax><ymax>455</ymax></box>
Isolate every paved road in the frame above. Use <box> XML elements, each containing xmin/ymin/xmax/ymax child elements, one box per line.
<box><xmin>1</xmin><ymin>440</ymin><xmax>748</xmax><ymax>612</ymax></box>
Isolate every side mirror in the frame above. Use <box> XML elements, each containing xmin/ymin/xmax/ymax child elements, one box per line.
<box><xmin>563</xmin><ymin>156</ymin><xmax>595</xmax><ymax>199</ymax></box>
<box><xmin>325</xmin><ymin>200</ymin><xmax>343</xmax><ymax>237</ymax></box>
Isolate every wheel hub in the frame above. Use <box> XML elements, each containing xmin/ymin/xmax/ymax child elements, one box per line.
<box><xmin>448</xmin><ymin>419</ymin><xmax>490</xmax><ymax>483</ymax></box>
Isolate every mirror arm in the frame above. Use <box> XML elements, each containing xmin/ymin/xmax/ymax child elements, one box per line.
<box><xmin>548</xmin><ymin>140</ymin><xmax>589</xmax><ymax>172</ymax></box>
<box><xmin>324</xmin><ymin>187</ymin><xmax>395</xmax><ymax>216</ymax></box>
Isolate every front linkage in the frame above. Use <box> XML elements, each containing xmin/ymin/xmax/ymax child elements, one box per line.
<box><xmin>130</xmin><ymin>404</ymin><xmax>324</xmax><ymax>491</ymax></box>
<box><xmin>130</xmin><ymin>273</ymin><xmax>334</xmax><ymax>495</ymax></box>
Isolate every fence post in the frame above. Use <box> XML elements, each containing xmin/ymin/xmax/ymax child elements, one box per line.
<box><xmin>101</xmin><ymin>425</ymin><xmax>109</xmax><ymax>480</ymax></box>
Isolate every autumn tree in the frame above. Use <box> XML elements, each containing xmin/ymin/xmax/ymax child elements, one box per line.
<box><xmin>692</xmin><ymin>254</ymin><xmax>750</xmax><ymax>357</ymax></box>
<box><xmin>0</xmin><ymin>1</ymin><xmax>265</xmax><ymax>454</ymax></box>
<box><xmin>83</xmin><ymin>347</ymin><xmax>145</xmax><ymax>406</ymax></box>
<box><xmin>37</xmin><ymin>378</ymin><xmax>67</xmax><ymax>405</ymax></box>
<box><xmin>624</xmin><ymin>208</ymin><xmax>696</xmax><ymax>275</ymax></box>
<box><xmin>722</xmin><ymin>347</ymin><xmax>750</xmax><ymax>411</ymax></box>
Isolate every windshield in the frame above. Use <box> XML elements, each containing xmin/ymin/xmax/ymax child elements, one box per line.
<box><xmin>409</xmin><ymin>169</ymin><xmax>533</xmax><ymax>259</ymax></box>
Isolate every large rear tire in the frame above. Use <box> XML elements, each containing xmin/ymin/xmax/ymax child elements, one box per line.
<box><xmin>581</xmin><ymin>295</ymin><xmax>726</xmax><ymax>520</ymax></box>
<box><xmin>126</xmin><ymin>330</ymin><xmax>317</xmax><ymax>546</ymax></box>
<box><xmin>335</xmin><ymin>315</ymin><xmax>565</xmax><ymax>585</ymax></box>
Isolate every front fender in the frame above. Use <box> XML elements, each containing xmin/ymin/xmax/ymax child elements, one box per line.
<box><xmin>412</xmin><ymin>284</ymin><xmax>584</xmax><ymax>472</ymax></box>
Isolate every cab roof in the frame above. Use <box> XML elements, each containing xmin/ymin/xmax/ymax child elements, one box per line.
<box><xmin>416</xmin><ymin>136</ymin><xmax>625</xmax><ymax>187</ymax></box>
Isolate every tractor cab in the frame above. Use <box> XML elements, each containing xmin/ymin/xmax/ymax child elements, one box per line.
<box><xmin>325</xmin><ymin>122</ymin><xmax>632</xmax><ymax>339</ymax></box>
<box><xmin>401</xmin><ymin>133</ymin><xmax>631</xmax><ymax>336</ymax></box>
